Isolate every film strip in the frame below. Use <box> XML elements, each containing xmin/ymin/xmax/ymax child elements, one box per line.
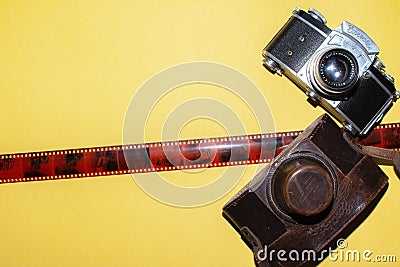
<box><xmin>1</xmin><ymin>123</ymin><xmax>399</xmax><ymax>184</ymax></box>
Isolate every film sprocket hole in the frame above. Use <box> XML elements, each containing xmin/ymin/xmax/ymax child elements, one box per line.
<box><xmin>262</xmin><ymin>7</ymin><xmax>399</xmax><ymax>136</ymax></box>
<box><xmin>222</xmin><ymin>114</ymin><xmax>389</xmax><ymax>266</ymax></box>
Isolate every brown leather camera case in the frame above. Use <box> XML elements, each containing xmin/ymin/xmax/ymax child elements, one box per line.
<box><xmin>223</xmin><ymin>114</ymin><xmax>389</xmax><ymax>266</ymax></box>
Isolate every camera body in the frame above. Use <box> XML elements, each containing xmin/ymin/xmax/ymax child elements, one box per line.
<box><xmin>262</xmin><ymin>8</ymin><xmax>398</xmax><ymax>136</ymax></box>
<box><xmin>222</xmin><ymin>114</ymin><xmax>388</xmax><ymax>266</ymax></box>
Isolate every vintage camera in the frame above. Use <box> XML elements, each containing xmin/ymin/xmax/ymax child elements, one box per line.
<box><xmin>222</xmin><ymin>114</ymin><xmax>388</xmax><ymax>266</ymax></box>
<box><xmin>262</xmin><ymin>7</ymin><xmax>399</xmax><ymax>136</ymax></box>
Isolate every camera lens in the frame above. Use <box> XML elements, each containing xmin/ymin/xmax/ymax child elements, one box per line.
<box><xmin>315</xmin><ymin>49</ymin><xmax>358</xmax><ymax>98</ymax></box>
<box><xmin>323</xmin><ymin>57</ymin><xmax>349</xmax><ymax>84</ymax></box>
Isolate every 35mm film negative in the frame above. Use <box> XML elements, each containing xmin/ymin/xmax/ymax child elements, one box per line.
<box><xmin>1</xmin><ymin>123</ymin><xmax>399</xmax><ymax>184</ymax></box>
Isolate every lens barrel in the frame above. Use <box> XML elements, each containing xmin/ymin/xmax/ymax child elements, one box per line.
<box><xmin>314</xmin><ymin>49</ymin><xmax>358</xmax><ymax>99</ymax></box>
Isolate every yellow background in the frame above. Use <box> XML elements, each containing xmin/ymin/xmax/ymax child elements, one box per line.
<box><xmin>0</xmin><ymin>0</ymin><xmax>399</xmax><ymax>266</ymax></box>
